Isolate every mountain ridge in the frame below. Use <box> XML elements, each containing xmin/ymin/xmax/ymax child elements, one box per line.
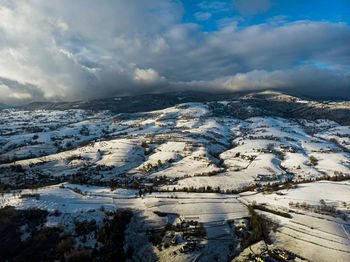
<box><xmin>13</xmin><ymin>90</ymin><xmax>350</xmax><ymax>125</ymax></box>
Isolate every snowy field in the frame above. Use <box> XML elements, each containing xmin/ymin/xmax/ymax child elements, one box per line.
<box><xmin>1</xmin><ymin>101</ymin><xmax>350</xmax><ymax>261</ymax></box>
<box><xmin>1</xmin><ymin>102</ymin><xmax>349</xmax><ymax>190</ymax></box>
<box><xmin>1</xmin><ymin>180</ymin><xmax>349</xmax><ymax>261</ymax></box>
<box><xmin>0</xmin><ymin>183</ymin><xmax>248</xmax><ymax>261</ymax></box>
<box><xmin>242</xmin><ymin>180</ymin><xmax>350</xmax><ymax>262</ymax></box>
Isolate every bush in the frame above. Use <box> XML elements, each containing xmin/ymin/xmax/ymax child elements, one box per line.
<box><xmin>309</xmin><ymin>155</ymin><xmax>318</xmax><ymax>166</ymax></box>
<box><xmin>55</xmin><ymin>237</ymin><xmax>75</xmax><ymax>255</ymax></box>
<box><xmin>65</xmin><ymin>247</ymin><xmax>91</xmax><ymax>262</ymax></box>
<box><xmin>141</xmin><ymin>141</ymin><xmax>149</xmax><ymax>148</ymax></box>
<box><xmin>17</xmin><ymin>226</ymin><xmax>62</xmax><ymax>261</ymax></box>
<box><xmin>74</xmin><ymin>219</ymin><xmax>97</xmax><ymax>236</ymax></box>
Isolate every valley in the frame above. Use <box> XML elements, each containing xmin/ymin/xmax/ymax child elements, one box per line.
<box><xmin>1</xmin><ymin>91</ymin><xmax>350</xmax><ymax>261</ymax></box>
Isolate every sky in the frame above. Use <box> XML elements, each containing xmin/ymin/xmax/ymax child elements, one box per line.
<box><xmin>0</xmin><ymin>0</ymin><xmax>349</xmax><ymax>105</ymax></box>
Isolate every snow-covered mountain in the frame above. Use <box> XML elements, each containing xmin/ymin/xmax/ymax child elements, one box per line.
<box><xmin>1</xmin><ymin>91</ymin><xmax>350</xmax><ymax>261</ymax></box>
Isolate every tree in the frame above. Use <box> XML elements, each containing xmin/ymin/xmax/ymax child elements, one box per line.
<box><xmin>309</xmin><ymin>155</ymin><xmax>318</xmax><ymax>166</ymax></box>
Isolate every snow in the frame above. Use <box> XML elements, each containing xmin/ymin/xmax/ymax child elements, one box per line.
<box><xmin>242</xmin><ymin>180</ymin><xmax>350</xmax><ymax>262</ymax></box>
<box><xmin>1</xmin><ymin>101</ymin><xmax>350</xmax><ymax>261</ymax></box>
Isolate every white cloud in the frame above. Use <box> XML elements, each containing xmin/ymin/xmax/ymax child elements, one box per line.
<box><xmin>0</xmin><ymin>0</ymin><xmax>349</xmax><ymax>104</ymax></box>
<box><xmin>218</xmin><ymin>66</ymin><xmax>350</xmax><ymax>97</ymax></box>
<box><xmin>195</xmin><ymin>12</ymin><xmax>212</xmax><ymax>21</ymax></box>
<box><xmin>150</xmin><ymin>37</ymin><xmax>169</xmax><ymax>53</ymax></box>
<box><xmin>232</xmin><ymin>0</ymin><xmax>273</xmax><ymax>15</ymax></box>
<box><xmin>0</xmin><ymin>84</ymin><xmax>30</xmax><ymax>100</ymax></box>
<box><xmin>198</xmin><ymin>1</ymin><xmax>230</xmax><ymax>12</ymax></box>
<box><xmin>133</xmin><ymin>68</ymin><xmax>165</xmax><ymax>84</ymax></box>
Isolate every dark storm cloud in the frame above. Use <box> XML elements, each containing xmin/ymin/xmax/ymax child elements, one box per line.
<box><xmin>0</xmin><ymin>77</ymin><xmax>46</xmax><ymax>105</ymax></box>
<box><xmin>0</xmin><ymin>0</ymin><xmax>349</xmax><ymax>105</ymax></box>
<box><xmin>217</xmin><ymin>66</ymin><xmax>350</xmax><ymax>97</ymax></box>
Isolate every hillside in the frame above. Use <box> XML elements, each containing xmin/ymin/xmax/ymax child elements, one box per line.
<box><xmin>1</xmin><ymin>92</ymin><xmax>350</xmax><ymax>261</ymax></box>
<box><xmin>16</xmin><ymin>90</ymin><xmax>350</xmax><ymax>124</ymax></box>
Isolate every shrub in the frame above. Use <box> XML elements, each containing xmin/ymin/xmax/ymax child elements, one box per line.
<box><xmin>309</xmin><ymin>155</ymin><xmax>318</xmax><ymax>166</ymax></box>
<box><xmin>74</xmin><ymin>219</ymin><xmax>97</xmax><ymax>236</ymax></box>
<box><xmin>65</xmin><ymin>247</ymin><xmax>91</xmax><ymax>262</ymax></box>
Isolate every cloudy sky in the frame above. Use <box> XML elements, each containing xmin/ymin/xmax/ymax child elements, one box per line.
<box><xmin>0</xmin><ymin>0</ymin><xmax>349</xmax><ymax>105</ymax></box>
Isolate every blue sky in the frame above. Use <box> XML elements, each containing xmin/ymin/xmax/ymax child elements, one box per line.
<box><xmin>182</xmin><ymin>0</ymin><xmax>350</xmax><ymax>31</ymax></box>
<box><xmin>0</xmin><ymin>0</ymin><xmax>349</xmax><ymax>104</ymax></box>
